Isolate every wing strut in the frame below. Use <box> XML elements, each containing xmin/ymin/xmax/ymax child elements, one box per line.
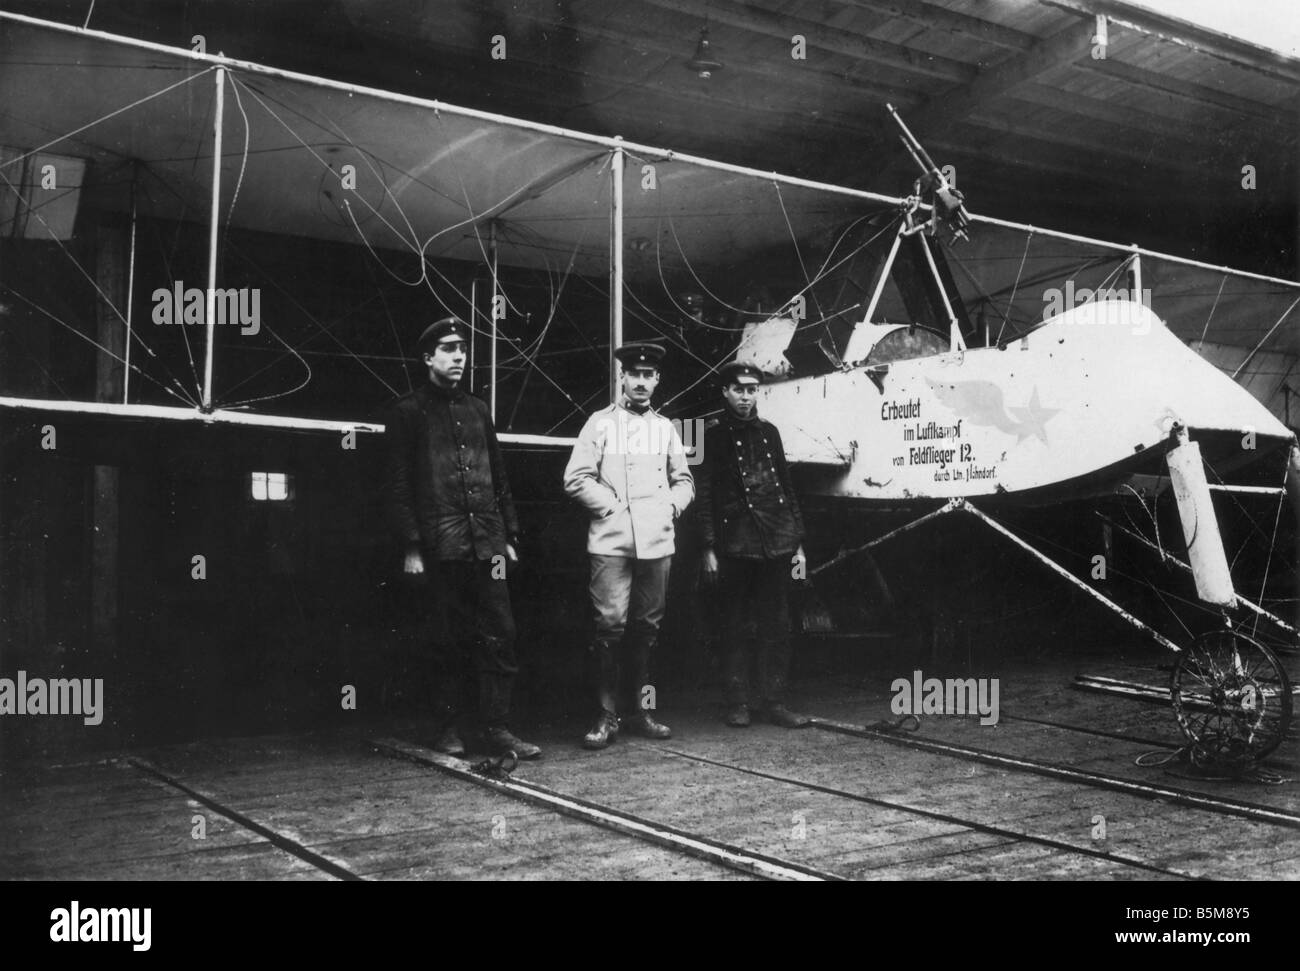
<box><xmin>201</xmin><ymin>65</ymin><xmax>226</xmax><ymax>412</ymax></box>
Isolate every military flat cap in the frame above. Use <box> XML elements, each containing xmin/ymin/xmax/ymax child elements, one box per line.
<box><xmin>614</xmin><ymin>342</ymin><xmax>666</xmax><ymax>368</ymax></box>
<box><xmin>718</xmin><ymin>361</ymin><xmax>764</xmax><ymax>385</ymax></box>
<box><xmin>417</xmin><ymin>316</ymin><xmax>471</xmax><ymax>354</ymax></box>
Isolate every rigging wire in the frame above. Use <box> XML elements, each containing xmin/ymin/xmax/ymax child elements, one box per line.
<box><xmin>368</xmin><ymin>266</ymin><xmax>414</xmax><ymax>395</ymax></box>
<box><xmin>1250</xmin><ymin>464</ymin><xmax>1290</xmax><ymax>640</ymax></box>
<box><xmin>230</xmin><ymin>77</ymin><xmax>428</xmax><ymax>286</ymax></box>
<box><xmin>578</xmin><ymin>273</ymin><xmax>719</xmax><ymax>373</ymax></box>
<box><xmin>0</xmin><ymin>166</ymin><xmax>203</xmax><ymax>405</ymax></box>
<box><xmin>138</xmin><ymin>167</ymin><xmax>222</xmax><ymax>400</ymax></box>
<box><xmin>1203</xmin><ymin>459</ymin><xmax>1290</xmax><ymax>555</ymax></box>
<box><xmin>1231</xmin><ymin>293</ymin><xmax>1300</xmax><ymax>380</ymax></box>
<box><xmin>994</xmin><ymin>231</ymin><xmax>1032</xmax><ymax>346</ymax></box>
<box><xmin>773</xmin><ymin>180</ymin><xmax>813</xmax><ymax>294</ymax></box>
<box><xmin>3</xmin><ymin>286</ymin><xmax>198</xmax><ymax>406</ymax></box>
<box><xmin>218</xmin><ymin>321</ymin><xmax>314</xmax><ymax>409</ymax></box>
<box><xmin>0</xmin><ymin>67</ymin><xmax>218</xmax><ymax>174</ymax></box>
<box><xmin>1011</xmin><ymin>516</ymin><xmax>1225</xmax><ymax>628</ymax></box>
<box><xmin>652</xmin><ymin>205</ymin><xmax>900</xmax><ymax>335</ymax></box>
<box><xmin>231</xmin><ymin>75</ymin><xmax>559</xmax><ymax>361</ymax></box>
<box><xmin>1132</xmin><ymin>562</ymin><xmax>1197</xmax><ymax>641</ymax></box>
<box><xmin>501</xmin><ymin>226</ymin><xmax>591</xmax><ymax>428</ymax></box>
<box><xmin>1197</xmin><ymin>275</ymin><xmax>1227</xmax><ymax>347</ymax></box>
<box><xmin>214</xmin><ymin>243</ymin><xmax>397</xmax><ymax>402</ymax></box>
<box><xmin>220</xmin><ymin>73</ymin><xmax>253</xmax><ymax>256</ymax></box>
<box><xmin>544</xmin><ymin>384</ymin><xmax>611</xmax><ymax>435</ymax></box>
<box><xmin>130</xmin><ymin>148</ymin><xmax>391</xmax><ymax>404</ymax></box>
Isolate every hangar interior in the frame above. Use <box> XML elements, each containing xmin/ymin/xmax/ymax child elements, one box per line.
<box><xmin>0</xmin><ymin>0</ymin><xmax>1297</xmax><ymax>765</ymax></box>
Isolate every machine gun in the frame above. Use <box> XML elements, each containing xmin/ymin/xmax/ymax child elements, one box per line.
<box><xmin>886</xmin><ymin>103</ymin><xmax>971</xmax><ymax>242</ymax></box>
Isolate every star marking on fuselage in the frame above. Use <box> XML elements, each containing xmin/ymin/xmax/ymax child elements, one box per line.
<box><xmin>1008</xmin><ymin>387</ymin><xmax>1061</xmax><ymax>444</ymax></box>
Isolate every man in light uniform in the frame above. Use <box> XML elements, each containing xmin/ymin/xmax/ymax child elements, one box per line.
<box><xmin>563</xmin><ymin>343</ymin><xmax>694</xmax><ymax>749</ymax></box>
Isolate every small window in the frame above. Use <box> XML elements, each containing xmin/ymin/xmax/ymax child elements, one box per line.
<box><xmin>250</xmin><ymin>471</ymin><xmax>293</xmax><ymax>502</ymax></box>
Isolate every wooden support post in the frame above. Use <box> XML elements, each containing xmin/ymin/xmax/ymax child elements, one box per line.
<box><xmin>94</xmin><ymin>220</ymin><xmax>128</xmax><ymax>669</ymax></box>
<box><xmin>0</xmin><ymin>243</ymin><xmax>51</xmax><ymax>686</ymax></box>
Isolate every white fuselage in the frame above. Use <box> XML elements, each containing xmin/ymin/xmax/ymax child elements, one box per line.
<box><xmin>757</xmin><ymin>301</ymin><xmax>1293</xmax><ymax>501</ymax></box>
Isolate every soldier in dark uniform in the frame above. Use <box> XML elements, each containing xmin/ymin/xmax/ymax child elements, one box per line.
<box><xmin>385</xmin><ymin>317</ymin><xmax>540</xmax><ymax>759</ymax></box>
<box><xmin>696</xmin><ymin>361</ymin><xmax>811</xmax><ymax>728</ymax></box>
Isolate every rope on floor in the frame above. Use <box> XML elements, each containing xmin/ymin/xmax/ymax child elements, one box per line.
<box><xmin>1135</xmin><ymin>746</ymin><xmax>1292</xmax><ymax>785</ymax></box>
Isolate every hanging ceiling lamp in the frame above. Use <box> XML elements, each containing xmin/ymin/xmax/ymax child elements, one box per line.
<box><xmin>687</xmin><ymin>25</ymin><xmax>723</xmax><ymax>79</ymax></box>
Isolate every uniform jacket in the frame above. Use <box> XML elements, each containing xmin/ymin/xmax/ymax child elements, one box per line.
<box><xmin>384</xmin><ymin>381</ymin><xmax>519</xmax><ymax>561</ymax></box>
<box><xmin>563</xmin><ymin>401</ymin><xmax>695</xmax><ymax>559</ymax></box>
<box><xmin>695</xmin><ymin>407</ymin><xmax>804</xmax><ymax>559</ymax></box>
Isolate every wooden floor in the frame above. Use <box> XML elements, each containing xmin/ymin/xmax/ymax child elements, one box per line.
<box><xmin>2</xmin><ymin>648</ymin><xmax>1298</xmax><ymax>880</ymax></box>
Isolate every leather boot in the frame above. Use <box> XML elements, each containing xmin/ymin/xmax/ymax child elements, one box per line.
<box><xmin>623</xmin><ymin>630</ymin><xmax>654</xmax><ymax>716</ymax></box>
<box><xmin>583</xmin><ymin>709</ymin><xmax>620</xmax><ymax>749</ymax></box>
<box><xmin>433</xmin><ymin>720</ymin><xmax>466</xmax><ymax>756</ymax></box>
<box><xmin>760</xmin><ymin>702</ymin><xmax>811</xmax><ymax>729</ymax></box>
<box><xmin>623</xmin><ymin>710</ymin><xmax>672</xmax><ymax>739</ymax></box>
<box><xmin>484</xmin><ymin>724</ymin><xmax>542</xmax><ymax>760</ymax></box>
<box><xmin>586</xmin><ymin>639</ymin><xmax>620</xmax><ymax>722</ymax></box>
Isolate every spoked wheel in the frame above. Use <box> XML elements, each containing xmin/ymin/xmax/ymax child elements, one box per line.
<box><xmin>1171</xmin><ymin>629</ymin><xmax>1293</xmax><ymax>765</ymax></box>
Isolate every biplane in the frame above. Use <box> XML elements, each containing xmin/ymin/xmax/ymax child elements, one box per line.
<box><xmin>0</xmin><ymin>12</ymin><xmax>1296</xmax><ymax>764</ymax></box>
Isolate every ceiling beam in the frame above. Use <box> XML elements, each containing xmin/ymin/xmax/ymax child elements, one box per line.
<box><xmin>857</xmin><ymin>22</ymin><xmax>1095</xmax><ymax>189</ymax></box>
<box><xmin>1004</xmin><ymin>83</ymin><xmax>1291</xmax><ymax>176</ymax></box>
<box><xmin>309</xmin><ymin>33</ymin><xmax>879</xmax><ymax>164</ymax></box>
<box><xmin>878</xmin><ymin>23</ymin><xmax>1095</xmax><ymax>145</ymax></box>
<box><xmin>1037</xmin><ymin>0</ymin><xmax>1300</xmax><ymax>86</ymax></box>
<box><xmin>1009</xmin><ymin>81</ymin><xmax>1213</xmax><ymax>148</ymax></box>
<box><xmin>833</xmin><ymin>0</ymin><xmax>1037</xmax><ymax>54</ymax></box>
<box><xmin>961</xmin><ymin>112</ymin><xmax>1227</xmax><ymax>183</ymax></box>
<box><xmin>515</xmin><ymin>4</ymin><xmax>931</xmax><ymax>116</ymax></box>
<box><xmin>926</xmin><ymin>136</ymin><xmax>1133</xmax><ymax>192</ymax></box>
<box><xmin>1076</xmin><ymin>55</ymin><xmax>1299</xmax><ymax>133</ymax></box>
<box><xmin>925</xmin><ymin>130</ymin><xmax>1286</xmax><ymax>208</ymax></box>
<box><xmin>636</xmin><ymin>0</ymin><xmax>979</xmax><ymax>84</ymax></box>
<box><xmin>938</xmin><ymin>146</ymin><xmax>1289</xmax><ymax>224</ymax></box>
<box><xmin>334</xmin><ymin>3</ymin><xmax>931</xmax><ymax>158</ymax></box>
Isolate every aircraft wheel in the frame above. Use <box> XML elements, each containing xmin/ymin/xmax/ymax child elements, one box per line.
<box><xmin>1171</xmin><ymin>629</ymin><xmax>1292</xmax><ymax>765</ymax></box>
